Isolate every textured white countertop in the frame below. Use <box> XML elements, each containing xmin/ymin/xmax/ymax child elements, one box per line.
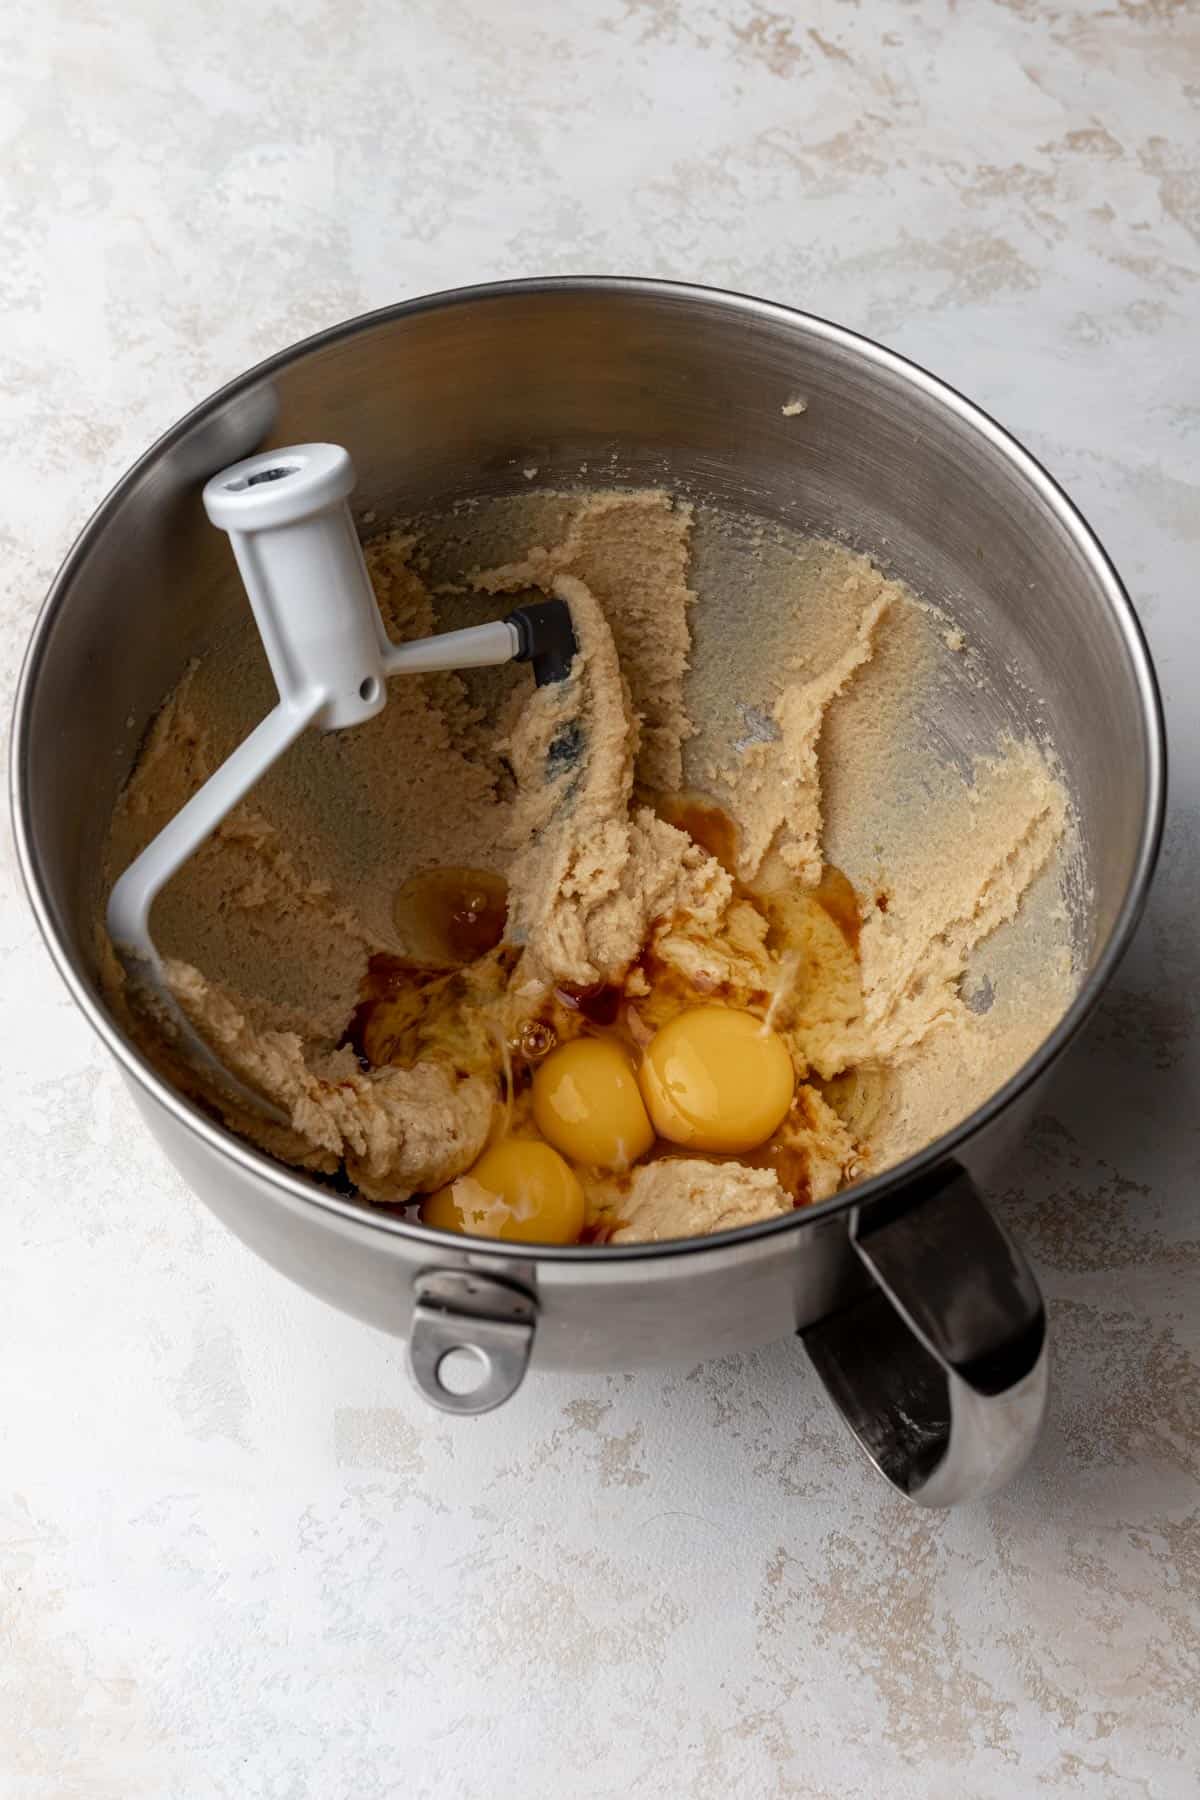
<box><xmin>3</xmin><ymin>2</ymin><xmax>1198</xmax><ymax>1795</ymax></box>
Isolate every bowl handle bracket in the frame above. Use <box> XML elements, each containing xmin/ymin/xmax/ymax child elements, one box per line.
<box><xmin>407</xmin><ymin>1268</ymin><xmax>537</xmax><ymax>1415</ymax></box>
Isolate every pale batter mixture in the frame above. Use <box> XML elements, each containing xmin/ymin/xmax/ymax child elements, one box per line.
<box><xmin>101</xmin><ymin>490</ymin><xmax>1077</xmax><ymax>1243</ymax></box>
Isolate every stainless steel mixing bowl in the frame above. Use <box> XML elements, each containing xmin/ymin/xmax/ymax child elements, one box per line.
<box><xmin>11</xmin><ymin>279</ymin><xmax>1165</xmax><ymax>1505</ymax></box>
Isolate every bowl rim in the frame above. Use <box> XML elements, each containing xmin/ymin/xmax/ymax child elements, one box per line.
<box><xmin>10</xmin><ymin>274</ymin><xmax>1168</xmax><ymax>1268</ymax></box>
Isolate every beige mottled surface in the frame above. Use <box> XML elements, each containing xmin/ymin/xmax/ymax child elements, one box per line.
<box><xmin>1</xmin><ymin>1</ymin><xmax>1198</xmax><ymax>1796</ymax></box>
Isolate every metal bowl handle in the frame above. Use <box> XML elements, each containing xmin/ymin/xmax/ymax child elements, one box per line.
<box><xmin>801</xmin><ymin>1166</ymin><xmax>1048</xmax><ymax>1506</ymax></box>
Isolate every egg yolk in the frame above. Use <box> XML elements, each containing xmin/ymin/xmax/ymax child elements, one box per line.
<box><xmin>421</xmin><ymin>1138</ymin><xmax>585</xmax><ymax>1244</ymax></box>
<box><xmin>532</xmin><ymin>1036</ymin><xmax>655</xmax><ymax>1170</ymax></box>
<box><xmin>638</xmin><ymin>1005</ymin><xmax>795</xmax><ymax>1153</ymax></box>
